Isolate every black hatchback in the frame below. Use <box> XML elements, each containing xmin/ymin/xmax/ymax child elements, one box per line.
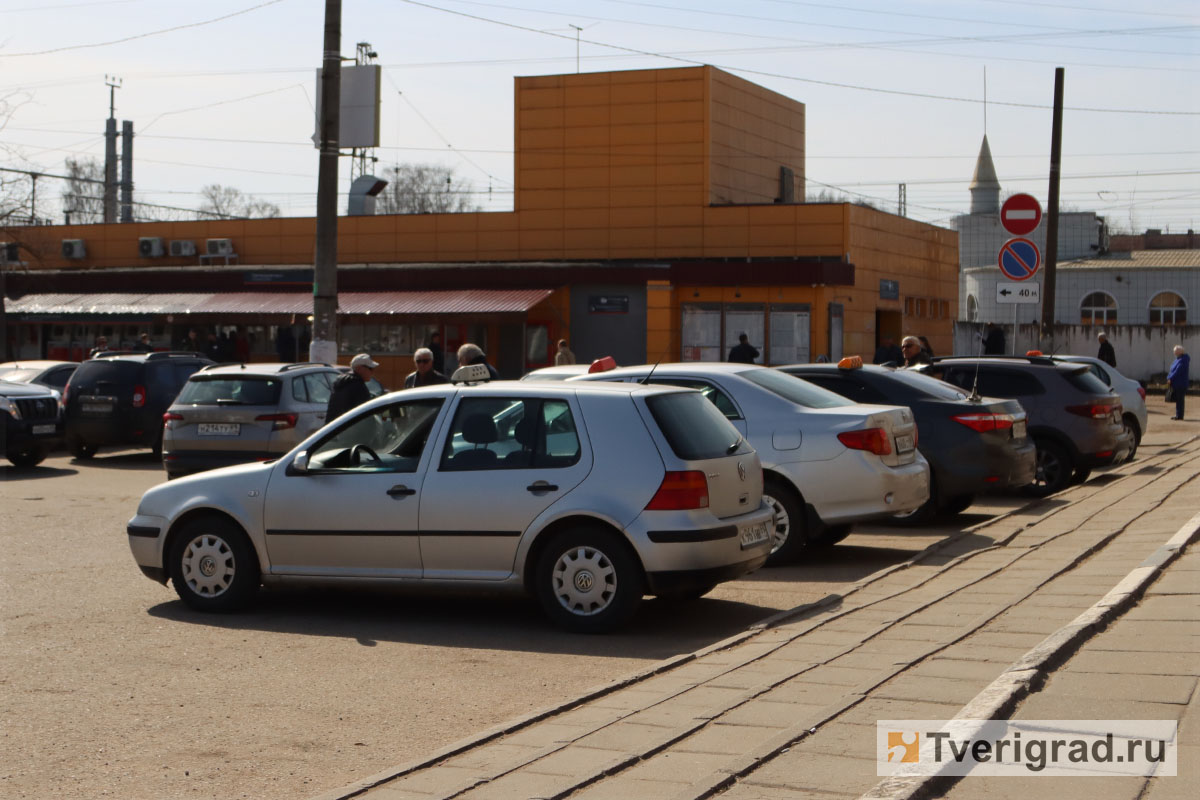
<box><xmin>63</xmin><ymin>352</ymin><xmax>213</xmax><ymax>458</ymax></box>
<box><xmin>777</xmin><ymin>361</ymin><xmax>1037</xmax><ymax>522</ymax></box>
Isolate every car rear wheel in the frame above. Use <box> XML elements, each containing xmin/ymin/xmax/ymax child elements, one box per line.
<box><xmin>812</xmin><ymin>523</ymin><xmax>852</xmax><ymax>547</ymax></box>
<box><xmin>534</xmin><ymin>526</ymin><xmax>643</xmax><ymax>633</ymax></box>
<box><xmin>68</xmin><ymin>436</ymin><xmax>97</xmax><ymax>459</ymax></box>
<box><xmin>168</xmin><ymin>516</ymin><xmax>260</xmax><ymax>613</ymax></box>
<box><xmin>7</xmin><ymin>447</ymin><xmax>46</xmax><ymax>468</ymax></box>
<box><xmin>1122</xmin><ymin>414</ymin><xmax>1141</xmax><ymax>462</ymax></box>
<box><xmin>1028</xmin><ymin>440</ymin><xmax>1073</xmax><ymax>497</ymax></box>
<box><xmin>941</xmin><ymin>494</ymin><xmax>975</xmax><ymax>515</ymax></box>
<box><xmin>763</xmin><ymin>479</ymin><xmax>809</xmax><ymax>566</ymax></box>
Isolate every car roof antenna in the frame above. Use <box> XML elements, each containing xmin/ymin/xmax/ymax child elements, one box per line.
<box><xmin>969</xmin><ymin>326</ymin><xmax>985</xmax><ymax>404</ymax></box>
<box><xmin>640</xmin><ymin>361</ymin><xmax>662</xmax><ymax>385</ymax></box>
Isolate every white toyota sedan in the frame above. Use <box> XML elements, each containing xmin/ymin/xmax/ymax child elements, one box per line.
<box><xmin>127</xmin><ymin>370</ymin><xmax>773</xmax><ymax>632</ymax></box>
<box><xmin>571</xmin><ymin>363</ymin><xmax>930</xmax><ymax>565</ymax></box>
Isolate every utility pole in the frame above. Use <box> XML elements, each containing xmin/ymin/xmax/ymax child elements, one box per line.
<box><xmin>1041</xmin><ymin>68</ymin><xmax>1064</xmax><ymax>342</ymax></box>
<box><xmin>897</xmin><ymin>183</ymin><xmax>906</xmax><ymax>218</ymax></box>
<box><xmin>569</xmin><ymin>24</ymin><xmax>582</xmax><ymax>73</ymax></box>
<box><xmin>120</xmin><ymin>120</ymin><xmax>134</xmax><ymax>223</ymax></box>
<box><xmin>103</xmin><ymin>75</ymin><xmax>121</xmax><ymax>223</ymax></box>
<box><xmin>310</xmin><ymin>0</ymin><xmax>342</xmax><ymax>365</ymax></box>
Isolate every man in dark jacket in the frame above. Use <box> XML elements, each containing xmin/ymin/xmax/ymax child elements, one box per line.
<box><xmin>900</xmin><ymin>336</ymin><xmax>931</xmax><ymax>367</ymax></box>
<box><xmin>1097</xmin><ymin>332</ymin><xmax>1117</xmax><ymax>368</ymax></box>
<box><xmin>873</xmin><ymin>336</ymin><xmax>903</xmax><ymax>365</ymax></box>
<box><xmin>456</xmin><ymin>342</ymin><xmax>498</xmax><ymax>380</ymax></box>
<box><xmin>404</xmin><ymin>347</ymin><xmax>449</xmax><ymax>388</ymax></box>
<box><xmin>327</xmin><ymin>352</ymin><xmax>377</xmax><ymax>421</ymax></box>
<box><xmin>728</xmin><ymin>333</ymin><xmax>759</xmax><ymax>364</ymax></box>
<box><xmin>983</xmin><ymin>324</ymin><xmax>1006</xmax><ymax>355</ymax></box>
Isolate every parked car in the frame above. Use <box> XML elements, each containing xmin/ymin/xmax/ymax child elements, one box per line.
<box><xmin>914</xmin><ymin>356</ymin><xmax>1132</xmax><ymax>496</ymax></box>
<box><xmin>569</xmin><ymin>363</ymin><xmax>930</xmax><ymax>564</ymax></box>
<box><xmin>777</xmin><ymin>360</ymin><xmax>1036</xmax><ymax>522</ymax></box>
<box><xmin>0</xmin><ymin>359</ymin><xmax>79</xmax><ymax>392</ymax></box>
<box><xmin>520</xmin><ymin>365</ymin><xmax>592</xmax><ymax>381</ymax></box>
<box><xmin>1</xmin><ymin>379</ymin><xmax>62</xmax><ymax>467</ymax></box>
<box><xmin>1052</xmin><ymin>355</ymin><xmax>1148</xmax><ymax>461</ymax></box>
<box><xmin>162</xmin><ymin>362</ymin><xmax>345</xmax><ymax>479</ymax></box>
<box><xmin>126</xmin><ymin>370</ymin><xmax>774</xmax><ymax>632</ymax></box>
<box><xmin>63</xmin><ymin>351</ymin><xmax>214</xmax><ymax>458</ymax></box>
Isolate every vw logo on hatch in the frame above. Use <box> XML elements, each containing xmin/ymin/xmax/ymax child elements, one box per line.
<box><xmin>737</xmin><ymin>461</ymin><xmax>746</xmax><ymax>481</ymax></box>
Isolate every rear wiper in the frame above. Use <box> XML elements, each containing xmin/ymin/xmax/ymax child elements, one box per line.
<box><xmin>215</xmin><ymin>398</ymin><xmax>251</xmax><ymax>405</ymax></box>
<box><xmin>726</xmin><ymin>439</ymin><xmax>742</xmax><ymax>455</ymax></box>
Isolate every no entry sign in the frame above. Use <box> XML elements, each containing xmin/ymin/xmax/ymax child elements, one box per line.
<box><xmin>998</xmin><ymin>237</ymin><xmax>1041</xmax><ymax>281</ymax></box>
<box><xmin>1001</xmin><ymin>193</ymin><xmax>1043</xmax><ymax>236</ymax></box>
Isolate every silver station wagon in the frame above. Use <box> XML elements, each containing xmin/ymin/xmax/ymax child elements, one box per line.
<box><xmin>127</xmin><ymin>369</ymin><xmax>774</xmax><ymax>632</ymax></box>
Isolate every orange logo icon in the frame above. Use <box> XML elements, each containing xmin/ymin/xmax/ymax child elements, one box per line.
<box><xmin>887</xmin><ymin>731</ymin><xmax>920</xmax><ymax>763</ymax></box>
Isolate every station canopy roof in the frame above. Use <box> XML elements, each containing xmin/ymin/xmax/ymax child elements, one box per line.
<box><xmin>5</xmin><ymin>289</ymin><xmax>554</xmax><ymax>316</ymax></box>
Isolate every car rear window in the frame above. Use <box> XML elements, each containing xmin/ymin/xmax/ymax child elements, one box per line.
<box><xmin>70</xmin><ymin>360</ymin><xmax>141</xmax><ymax>387</ymax></box>
<box><xmin>1060</xmin><ymin>366</ymin><xmax>1112</xmax><ymax>395</ymax></box>
<box><xmin>177</xmin><ymin>376</ymin><xmax>283</xmax><ymax>405</ymax></box>
<box><xmin>645</xmin><ymin>391</ymin><xmax>748</xmax><ymax>461</ymax></box>
<box><xmin>739</xmin><ymin>367</ymin><xmax>850</xmax><ymax>408</ymax></box>
<box><xmin>887</xmin><ymin>369</ymin><xmax>969</xmax><ymax>400</ymax></box>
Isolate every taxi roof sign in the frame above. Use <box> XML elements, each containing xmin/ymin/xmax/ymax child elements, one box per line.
<box><xmin>837</xmin><ymin>355</ymin><xmax>864</xmax><ymax>370</ymax></box>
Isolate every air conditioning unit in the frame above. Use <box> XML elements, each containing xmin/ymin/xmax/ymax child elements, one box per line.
<box><xmin>206</xmin><ymin>238</ymin><xmax>234</xmax><ymax>256</ymax></box>
<box><xmin>138</xmin><ymin>237</ymin><xmax>165</xmax><ymax>257</ymax></box>
<box><xmin>169</xmin><ymin>240</ymin><xmax>196</xmax><ymax>257</ymax></box>
<box><xmin>61</xmin><ymin>239</ymin><xmax>86</xmax><ymax>259</ymax></box>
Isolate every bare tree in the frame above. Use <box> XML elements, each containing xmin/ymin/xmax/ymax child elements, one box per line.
<box><xmin>376</xmin><ymin>164</ymin><xmax>479</xmax><ymax>214</ymax></box>
<box><xmin>198</xmin><ymin>184</ymin><xmax>280</xmax><ymax>219</ymax></box>
<box><xmin>60</xmin><ymin>157</ymin><xmax>105</xmax><ymax>224</ymax></box>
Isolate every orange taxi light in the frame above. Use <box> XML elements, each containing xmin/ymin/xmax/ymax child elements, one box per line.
<box><xmin>837</xmin><ymin>355</ymin><xmax>864</xmax><ymax>370</ymax></box>
<box><xmin>1026</xmin><ymin>349</ymin><xmax>1043</xmax><ymax>356</ymax></box>
<box><xmin>588</xmin><ymin>356</ymin><xmax>617</xmax><ymax>373</ymax></box>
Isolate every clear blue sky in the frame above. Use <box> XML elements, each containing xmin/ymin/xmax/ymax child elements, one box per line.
<box><xmin>2</xmin><ymin>0</ymin><xmax>1196</xmax><ymax>234</ymax></box>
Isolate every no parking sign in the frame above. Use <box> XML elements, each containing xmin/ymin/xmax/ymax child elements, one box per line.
<box><xmin>998</xmin><ymin>238</ymin><xmax>1041</xmax><ymax>281</ymax></box>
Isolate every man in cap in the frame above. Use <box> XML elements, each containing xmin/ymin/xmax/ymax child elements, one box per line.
<box><xmin>326</xmin><ymin>352</ymin><xmax>378</xmax><ymax>421</ymax></box>
<box><xmin>1097</xmin><ymin>331</ymin><xmax>1117</xmax><ymax>368</ymax></box>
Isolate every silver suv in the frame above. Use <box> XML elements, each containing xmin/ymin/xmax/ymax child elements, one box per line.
<box><xmin>128</xmin><ymin>376</ymin><xmax>774</xmax><ymax>632</ymax></box>
<box><xmin>162</xmin><ymin>362</ymin><xmax>342</xmax><ymax>479</ymax></box>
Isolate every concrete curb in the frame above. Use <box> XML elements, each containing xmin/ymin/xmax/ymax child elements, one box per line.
<box><xmin>857</xmin><ymin>509</ymin><xmax>1200</xmax><ymax>800</ymax></box>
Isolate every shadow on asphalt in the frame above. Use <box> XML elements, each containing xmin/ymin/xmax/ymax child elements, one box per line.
<box><xmin>69</xmin><ymin>452</ymin><xmax>162</xmax><ymax>472</ymax></box>
<box><xmin>146</xmin><ymin>588</ymin><xmax>780</xmax><ymax>660</ymax></box>
<box><xmin>0</xmin><ymin>465</ymin><xmax>79</xmax><ymax>481</ymax></box>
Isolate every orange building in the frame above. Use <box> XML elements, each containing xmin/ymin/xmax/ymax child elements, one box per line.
<box><xmin>3</xmin><ymin>65</ymin><xmax>957</xmax><ymax>382</ymax></box>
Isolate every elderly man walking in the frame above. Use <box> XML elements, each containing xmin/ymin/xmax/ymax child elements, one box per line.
<box><xmin>404</xmin><ymin>347</ymin><xmax>448</xmax><ymax>388</ymax></box>
<box><xmin>1097</xmin><ymin>331</ymin><xmax>1117</xmax><ymax>368</ymax></box>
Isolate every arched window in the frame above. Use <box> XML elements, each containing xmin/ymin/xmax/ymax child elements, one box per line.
<box><xmin>966</xmin><ymin>294</ymin><xmax>979</xmax><ymax>322</ymax></box>
<box><xmin>1080</xmin><ymin>292</ymin><xmax>1117</xmax><ymax>325</ymax></box>
<box><xmin>1149</xmin><ymin>292</ymin><xmax>1187</xmax><ymax>325</ymax></box>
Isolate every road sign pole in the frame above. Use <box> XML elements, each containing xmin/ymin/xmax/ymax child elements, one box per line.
<box><xmin>1042</xmin><ymin>67</ymin><xmax>1064</xmax><ymax>339</ymax></box>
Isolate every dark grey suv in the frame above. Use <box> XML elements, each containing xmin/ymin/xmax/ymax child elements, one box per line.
<box><xmin>915</xmin><ymin>356</ymin><xmax>1132</xmax><ymax>496</ymax></box>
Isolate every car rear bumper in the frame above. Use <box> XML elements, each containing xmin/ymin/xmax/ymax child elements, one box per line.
<box><xmin>1080</xmin><ymin>427</ymin><xmax>1134</xmax><ymax>468</ymax></box>
<box><xmin>162</xmin><ymin>448</ymin><xmax>278</xmax><ymax>477</ymax></box>
<box><xmin>788</xmin><ymin>454</ymin><xmax>930</xmax><ymax>525</ymax></box>
<box><xmin>628</xmin><ymin>502</ymin><xmax>775</xmax><ymax>577</ymax></box>
<box><xmin>645</xmin><ymin>552</ymin><xmax>770</xmax><ymax>596</ymax></box>
<box><xmin>934</xmin><ymin>438</ymin><xmax>1038</xmax><ymax>496</ymax></box>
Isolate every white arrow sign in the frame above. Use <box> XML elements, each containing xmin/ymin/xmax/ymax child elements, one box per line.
<box><xmin>996</xmin><ymin>280</ymin><xmax>1041</xmax><ymax>304</ymax></box>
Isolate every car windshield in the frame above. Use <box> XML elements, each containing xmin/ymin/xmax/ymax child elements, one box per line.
<box><xmin>0</xmin><ymin>368</ymin><xmax>39</xmax><ymax>382</ymax></box>
<box><xmin>740</xmin><ymin>367</ymin><xmax>850</xmax><ymax>408</ymax></box>
<box><xmin>177</xmin><ymin>377</ymin><xmax>282</xmax><ymax>405</ymax></box>
<box><xmin>888</xmin><ymin>369</ymin><xmax>969</xmax><ymax>400</ymax></box>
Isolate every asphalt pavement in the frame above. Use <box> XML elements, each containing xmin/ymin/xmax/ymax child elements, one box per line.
<box><xmin>314</xmin><ymin>417</ymin><xmax>1199</xmax><ymax>800</ymax></box>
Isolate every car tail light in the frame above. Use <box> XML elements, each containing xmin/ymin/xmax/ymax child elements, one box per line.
<box><xmin>1066</xmin><ymin>403</ymin><xmax>1119</xmax><ymax>420</ymax></box>
<box><xmin>837</xmin><ymin>427</ymin><xmax>892</xmax><ymax>455</ymax></box>
<box><xmin>61</xmin><ymin>382</ymin><xmax>70</xmax><ymax>408</ymax></box>
<box><xmin>256</xmin><ymin>412</ymin><xmax>297</xmax><ymax>430</ymax></box>
<box><xmin>163</xmin><ymin>412</ymin><xmax>183</xmax><ymax>426</ymax></box>
<box><xmin>132</xmin><ymin>384</ymin><xmax>146</xmax><ymax>408</ymax></box>
<box><xmin>952</xmin><ymin>413</ymin><xmax>1015</xmax><ymax>433</ymax></box>
<box><xmin>1137</xmin><ymin>386</ymin><xmax>1146</xmax><ymax>401</ymax></box>
<box><xmin>645</xmin><ymin>471</ymin><xmax>709</xmax><ymax>510</ymax></box>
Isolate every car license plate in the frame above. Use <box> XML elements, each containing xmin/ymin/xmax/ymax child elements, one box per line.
<box><xmin>82</xmin><ymin>402</ymin><xmax>111</xmax><ymax>414</ymax></box>
<box><xmin>895</xmin><ymin>434</ymin><xmax>914</xmax><ymax>452</ymax></box>
<box><xmin>32</xmin><ymin>424</ymin><xmax>56</xmax><ymax>435</ymax></box>
<box><xmin>1013</xmin><ymin>419</ymin><xmax>1027</xmax><ymax>439</ymax></box>
<box><xmin>739</xmin><ymin>521</ymin><xmax>770</xmax><ymax>549</ymax></box>
<box><xmin>197</xmin><ymin>423</ymin><xmax>240</xmax><ymax>436</ymax></box>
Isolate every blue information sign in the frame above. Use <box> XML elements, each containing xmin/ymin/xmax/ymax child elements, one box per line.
<box><xmin>997</xmin><ymin>238</ymin><xmax>1041</xmax><ymax>281</ymax></box>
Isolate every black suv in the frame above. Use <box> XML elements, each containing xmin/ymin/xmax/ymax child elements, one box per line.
<box><xmin>914</xmin><ymin>356</ymin><xmax>1132</xmax><ymax>496</ymax></box>
<box><xmin>63</xmin><ymin>352</ymin><xmax>213</xmax><ymax>458</ymax></box>
<box><xmin>1</xmin><ymin>379</ymin><xmax>62</xmax><ymax>467</ymax></box>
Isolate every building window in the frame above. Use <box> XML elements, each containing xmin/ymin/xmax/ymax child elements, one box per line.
<box><xmin>1080</xmin><ymin>292</ymin><xmax>1117</xmax><ymax>325</ymax></box>
<box><xmin>1149</xmin><ymin>292</ymin><xmax>1187</xmax><ymax>325</ymax></box>
<box><xmin>966</xmin><ymin>295</ymin><xmax>978</xmax><ymax>322</ymax></box>
<box><xmin>681</xmin><ymin>304</ymin><xmax>722</xmax><ymax>362</ymax></box>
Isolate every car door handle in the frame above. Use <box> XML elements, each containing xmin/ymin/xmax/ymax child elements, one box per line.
<box><xmin>386</xmin><ymin>484</ymin><xmax>416</xmax><ymax>496</ymax></box>
<box><xmin>526</xmin><ymin>481</ymin><xmax>558</xmax><ymax>493</ymax></box>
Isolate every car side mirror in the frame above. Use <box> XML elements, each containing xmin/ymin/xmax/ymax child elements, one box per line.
<box><xmin>290</xmin><ymin>451</ymin><xmax>310</xmax><ymax>474</ymax></box>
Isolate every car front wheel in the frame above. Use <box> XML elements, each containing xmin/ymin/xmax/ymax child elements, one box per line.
<box><xmin>535</xmin><ymin>527</ymin><xmax>643</xmax><ymax>633</ymax></box>
<box><xmin>168</xmin><ymin>516</ymin><xmax>260</xmax><ymax>612</ymax></box>
<box><xmin>7</xmin><ymin>447</ymin><xmax>46</xmax><ymax>468</ymax></box>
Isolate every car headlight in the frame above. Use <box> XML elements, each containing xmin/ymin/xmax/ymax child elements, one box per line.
<box><xmin>0</xmin><ymin>397</ymin><xmax>19</xmax><ymax>419</ymax></box>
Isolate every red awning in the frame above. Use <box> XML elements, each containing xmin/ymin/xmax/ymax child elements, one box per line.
<box><xmin>5</xmin><ymin>289</ymin><xmax>554</xmax><ymax>316</ymax></box>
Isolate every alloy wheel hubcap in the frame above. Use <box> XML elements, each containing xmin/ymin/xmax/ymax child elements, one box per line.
<box><xmin>764</xmin><ymin>493</ymin><xmax>790</xmax><ymax>553</ymax></box>
<box><xmin>552</xmin><ymin>545</ymin><xmax>616</xmax><ymax>616</ymax></box>
<box><xmin>181</xmin><ymin>534</ymin><xmax>235</xmax><ymax>598</ymax></box>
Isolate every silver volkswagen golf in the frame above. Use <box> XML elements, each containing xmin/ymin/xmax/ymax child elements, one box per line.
<box><xmin>127</xmin><ymin>374</ymin><xmax>773</xmax><ymax>632</ymax></box>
